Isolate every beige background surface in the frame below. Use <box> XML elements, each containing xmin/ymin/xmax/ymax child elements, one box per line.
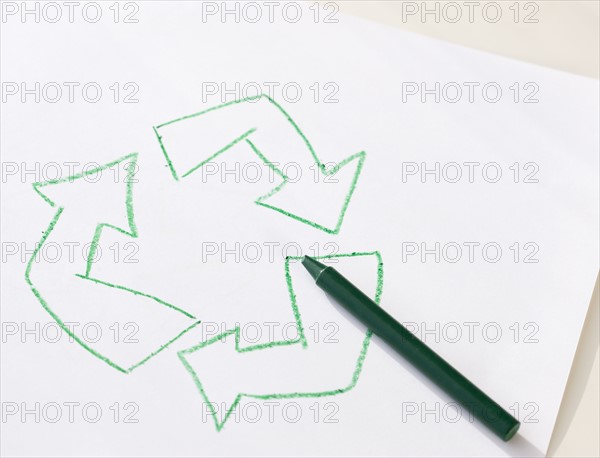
<box><xmin>340</xmin><ymin>1</ymin><xmax>600</xmax><ymax>456</ymax></box>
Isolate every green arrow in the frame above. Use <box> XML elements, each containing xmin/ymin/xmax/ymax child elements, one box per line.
<box><xmin>178</xmin><ymin>251</ymin><xmax>383</xmax><ymax>431</ymax></box>
<box><xmin>25</xmin><ymin>153</ymin><xmax>200</xmax><ymax>373</ymax></box>
<box><xmin>153</xmin><ymin>94</ymin><xmax>366</xmax><ymax>234</ymax></box>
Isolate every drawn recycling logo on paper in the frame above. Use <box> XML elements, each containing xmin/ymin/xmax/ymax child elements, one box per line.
<box><xmin>25</xmin><ymin>94</ymin><xmax>384</xmax><ymax>430</ymax></box>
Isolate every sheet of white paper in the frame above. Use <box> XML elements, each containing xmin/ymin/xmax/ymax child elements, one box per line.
<box><xmin>1</xmin><ymin>3</ymin><xmax>598</xmax><ymax>457</ymax></box>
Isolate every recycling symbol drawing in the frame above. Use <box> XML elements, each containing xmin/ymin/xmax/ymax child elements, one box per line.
<box><xmin>25</xmin><ymin>94</ymin><xmax>384</xmax><ymax>431</ymax></box>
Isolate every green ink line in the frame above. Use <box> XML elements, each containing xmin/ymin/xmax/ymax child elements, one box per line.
<box><xmin>237</xmin><ymin>337</ymin><xmax>303</xmax><ymax>353</ymax></box>
<box><xmin>75</xmin><ymin>274</ymin><xmax>197</xmax><ymax>320</ymax></box>
<box><xmin>178</xmin><ymin>251</ymin><xmax>383</xmax><ymax>431</ymax></box>
<box><xmin>25</xmin><ymin>208</ymin><xmax>128</xmax><ymax>374</ymax></box>
<box><xmin>156</xmin><ymin>96</ymin><xmax>265</xmax><ymax>129</ymax></box>
<box><xmin>154</xmin><ymin>94</ymin><xmax>366</xmax><ymax>235</ymax></box>
<box><xmin>178</xmin><ymin>350</ymin><xmax>225</xmax><ymax>431</ymax></box>
<box><xmin>26</xmin><ymin>153</ymin><xmax>198</xmax><ymax>373</ymax></box>
<box><xmin>33</xmin><ymin>153</ymin><xmax>139</xmax><ymax>206</ymax></box>
<box><xmin>127</xmin><ymin>319</ymin><xmax>202</xmax><ymax>372</ymax></box>
<box><xmin>246</xmin><ymin>139</ymin><xmax>365</xmax><ymax>235</ymax></box>
<box><xmin>84</xmin><ymin>225</ymin><xmax>104</xmax><ymax>278</ymax></box>
<box><xmin>153</xmin><ymin>126</ymin><xmax>179</xmax><ymax>181</ymax></box>
<box><xmin>284</xmin><ymin>259</ymin><xmax>308</xmax><ymax>349</ymax></box>
<box><xmin>246</xmin><ymin>139</ymin><xmax>287</xmax><ymax>180</ymax></box>
<box><xmin>181</xmin><ymin>128</ymin><xmax>257</xmax><ymax>178</ymax></box>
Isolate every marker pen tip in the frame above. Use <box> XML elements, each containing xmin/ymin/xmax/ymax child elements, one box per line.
<box><xmin>301</xmin><ymin>256</ymin><xmax>328</xmax><ymax>281</ymax></box>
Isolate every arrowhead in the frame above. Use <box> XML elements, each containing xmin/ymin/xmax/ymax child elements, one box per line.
<box><xmin>255</xmin><ymin>151</ymin><xmax>366</xmax><ymax>234</ymax></box>
<box><xmin>177</xmin><ymin>329</ymin><xmax>243</xmax><ymax>431</ymax></box>
<box><xmin>154</xmin><ymin>95</ymin><xmax>367</xmax><ymax>234</ymax></box>
<box><xmin>27</xmin><ymin>152</ymin><xmax>203</xmax><ymax>374</ymax></box>
<box><xmin>176</xmin><ymin>251</ymin><xmax>384</xmax><ymax>431</ymax></box>
<box><xmin>32</xmin><ymin>153</ymin><xmax>138</xmax><ymax>236</ymax></box>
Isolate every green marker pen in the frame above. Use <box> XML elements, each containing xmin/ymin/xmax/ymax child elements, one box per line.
<box><xmin>301</xmin><ymin>256</ymin><xmax>520</xmax><ymax>442</ymax></box>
